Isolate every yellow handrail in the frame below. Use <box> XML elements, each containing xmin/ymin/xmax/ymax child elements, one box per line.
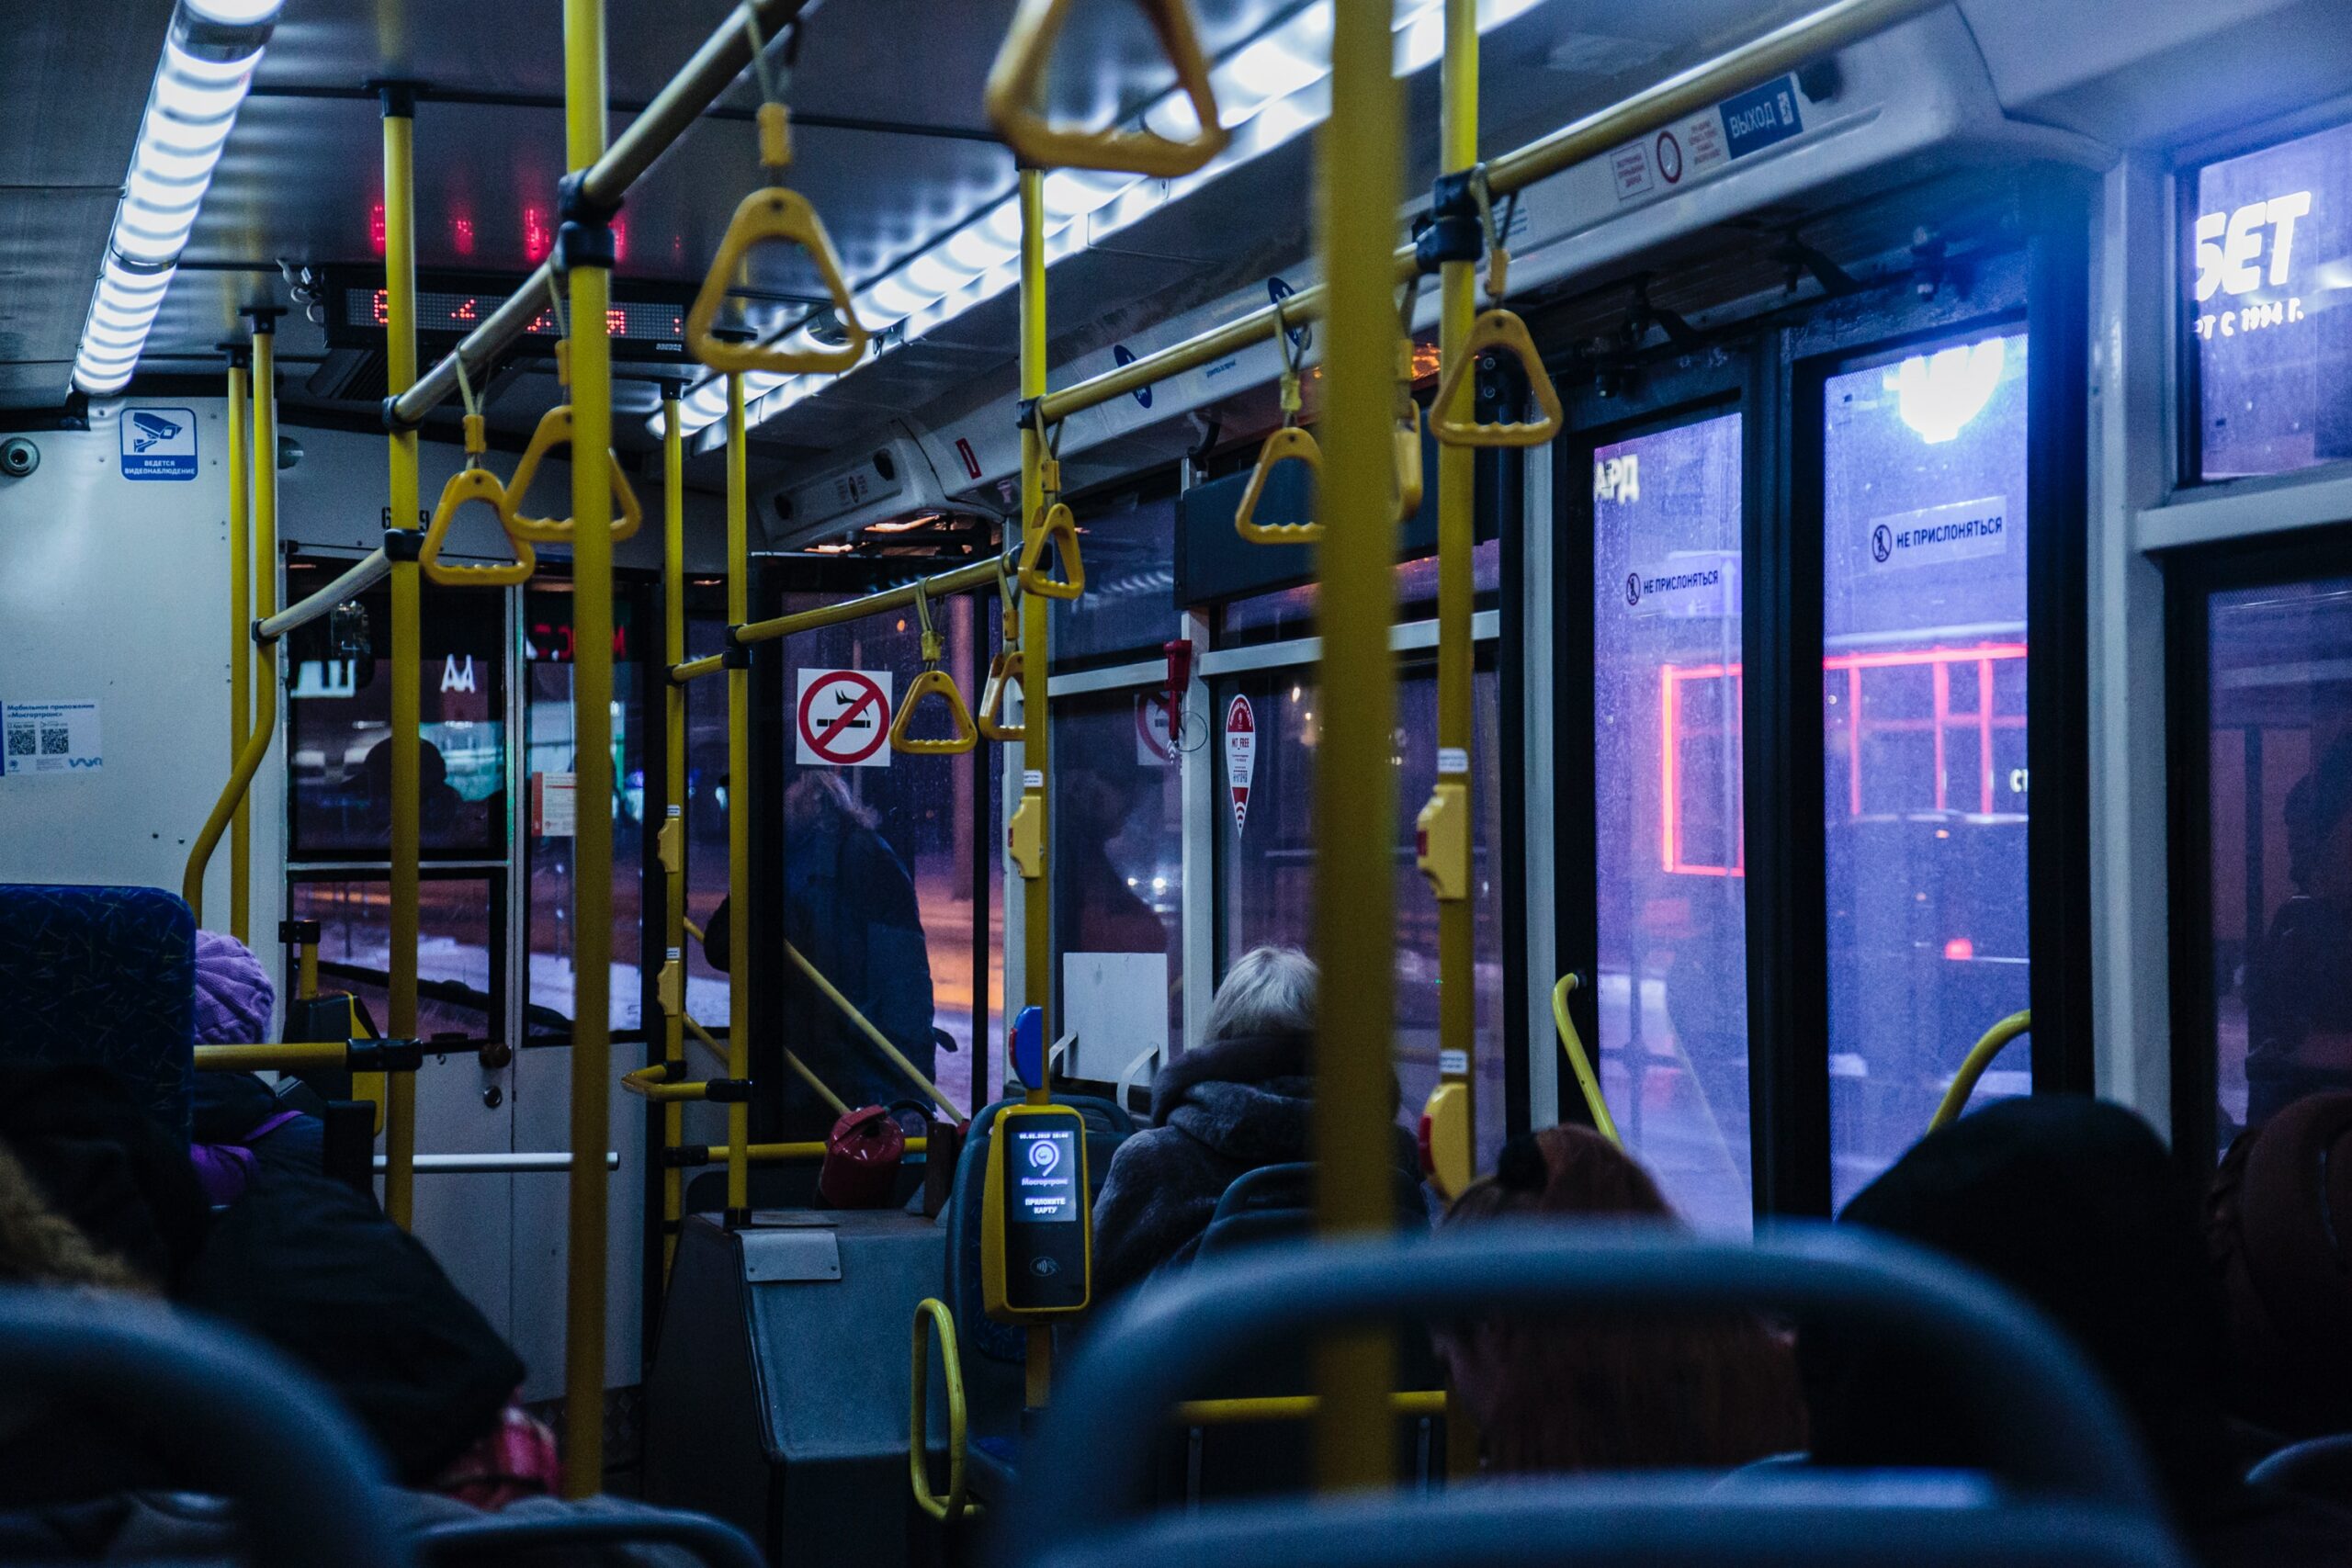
<box><xmin>660</xmin><ymin>394</ymin><xmax>687</xmax><ymax>1280</ymax></box>
<box><xmin>225</xmin><ymin>352</ymin><xmax>252</xmax><ymax>944</ymax></box>
<box><xmin>910</xmin><ymin>1299</ymin><xmax>978</xmax><ymax>1522</ymax></box>
<box><xmin>558</xmin><ymin>0</ymin><xmax>617</xmax><ymax>1493</ymax></box>
<box><xmin>681</xmin><ymin>1011</ymin><xmax>849</xmax><ymax>1118</ymax></box>
<box><xmin>890</xmin><ymin>584</ymin><xmax>979</xmax><ymax>755</ymax></box>
<box><xmin>686</xmin><ymin>103</ymin><xmax>869</xmax><ymax>378</ymax></box>
<box><xmin>1309</xmin><ymin>0</ymin><xmax>1405</xmax><ymax>1493</ymax></box>
<box><xmin>1930</xmin><ymin>1010</ymin><xmax>2031</xmax><ymax>1132</ymax></box>
<box><xmin>782</xmin><ymin>941</ymin><xmax>962</xmax><ymax>1122</ymax></box>
<box><xmin>1551</xmin><ymin>975</ymin><xmax>1620</xmax><ymax>1146</ymax></box>
<box><xmin>1015</xmin><ymin>501</ymin><xmax>1085</xmax><ymax>601</ymax></box>
<box><xmin>193</xmin><ymin>1041</ymin><xmax>408</xmax><ymax>1073</ymax></box>
<box><xmin>724</xmin><ymin>369</ymin><xmax>754</xmax><ymax>1224</ymax></box>
<box><xmin>1034</xmin><ymin>0</ymin><xmax>1944</xmax><ymax>428</ymax></box>
<box><xmin>1429</xmin><ymin>307</ymin><xmax>1562</xmax><ymax>448</ymax></box>
<box><xmin>1235</xmin><ymin>427</ymin><xmax>1323</xmax><ymax>546</ymax></box>
<box><xmin>670</xmin><ymin>1137</ymin><xmax>928</xmax><ymax>1167</ymax></box>
<box><xmin>1174</xmin><ymin>1390</ymin><xmax>1449</xmax><ymax>1427</ymax></box>
<box><xmin>984</xmin><ymin>0</ymin><xmax>1227</xmax><ymax>179</ymax></box>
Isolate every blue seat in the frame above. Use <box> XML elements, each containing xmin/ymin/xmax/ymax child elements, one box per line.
<box><xmin>0</xmin><ymin>886</ymin><xmax>196</xmax><ymax>1138</ymax></box>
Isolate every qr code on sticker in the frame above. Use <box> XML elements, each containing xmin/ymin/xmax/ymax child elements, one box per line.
<box><xmin>40</xmin><ymin>724</ymin><xmax>69</xmax><ymax>756</ymax></box>
<box><xmin>5</xmin><ymin>725</ymin><xmax>31</xmax><ymax>758</ymax></box>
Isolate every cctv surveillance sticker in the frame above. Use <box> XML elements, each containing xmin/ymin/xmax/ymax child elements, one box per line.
<box><xmin>119</xmin><ymin>408</ymin><xmax>198</xmax><ymax>480</ymax></box>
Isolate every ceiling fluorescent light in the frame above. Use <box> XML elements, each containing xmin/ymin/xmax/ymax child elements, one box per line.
<box><xmin>72</xmin><ymin>0</ymin><xmax>281</xmax><ymax>395</ymax></box>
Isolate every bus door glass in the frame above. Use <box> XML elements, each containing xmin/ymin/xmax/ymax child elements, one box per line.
<box><xmin>1821</xmin><ymin>329</ymin><xmax>2031</xmax><ymax>1207</ymax></box>
<box><xmin>1589</xmin><ymin>411</ymin><xmax>1750</xmax><ymax>1234</ymax></box>
<box><xmin>2199</xmin><ymin>573</ymin><xmax>2352</xmax><ymax>1151</ymax></box>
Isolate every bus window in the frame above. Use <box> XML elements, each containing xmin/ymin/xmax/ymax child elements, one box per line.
<box><xmin>1590</xmin><ymin>411</ymin><xmax>1749</xmax><ymax>1235</ymax></box>
<box><xmin>1822</xmin><ymin>330</ymin><xmax>2031</xmax><ymax>1208</ymax></box>
<box><xmin>524</xmin><ymin>585</ymin><xmax>646</xmax><ymax>1040</ymax></box>
<box><xmin>1051</xmin><ymin>689</ymin><xmax>1182</xmax><ymax>1084</ymax></box>
<box><xmin>1215</xmin><ymin>660</ymin><xmax>1508</xmax><ymax>1165</ymax></box>
<box><xmin>2187</xmin><ymin>118</ymin><xmax>2352</xmax><ymax>482</ymax></box>
<box><xmin>289</xmin><ymin>874</ymin><xmax>501</xmax><ymax>1045</ymax></box>
<box><xmin>284</xmin><ymin>565</ymin><xmax>506</xmax><ymax>862</ymax></box>
<box><xmin>2203</xmin><ymin>575</ymin><xmax>2352</xmax><ymax>1148</ymax></box>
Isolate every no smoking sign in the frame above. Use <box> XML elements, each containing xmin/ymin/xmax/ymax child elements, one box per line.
<box><xmin>796</xmin><ymin>668</ymin><xmax>895</xmax><ymax>768</ymax></box>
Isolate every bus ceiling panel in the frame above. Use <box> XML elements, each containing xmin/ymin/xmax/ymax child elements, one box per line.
<box><xmin>256</xmin><ymin>0</ymin><xmax>795</xmax><ymax>111</ymax></box>
<box><xmin>3</xmin><ymin>0</ymin><xmax>172</xmax><ymax>186</ymax></box>
<box><xmin>1958</xmin><ymin>0</ymin><xmax>2352</xmax><ymax>147</ymax></box>
<box><xmin>148</xmin><ymin>273</ymin><xmax>333</xmax><ymax>365</ymax></box>
<box><xmin>0</xmin><ymin>192</ymin><xmax>120</xmax><ymax>375</ymax></box>
<box><xmin>180</xmin><ymin>93</ymin><xmax>1009</xmax><ymax>295</ymax></box>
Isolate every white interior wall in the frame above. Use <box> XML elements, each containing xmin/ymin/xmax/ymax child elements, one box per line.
<box><xmin>0</xmin><ymin>400</ymin><xmax>285</xmax><ymax>1014</ymax></box>
<box><xmin>0</xmin><ymin>394</ymin><xmax>707</xmax><ymax>1396</ymax></box>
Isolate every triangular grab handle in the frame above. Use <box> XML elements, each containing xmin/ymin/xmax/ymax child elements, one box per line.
<box><xmin>891</xmin><ymin>669</ymin><xmax>980</xmax><ymax>756</ymax></box>
<box><xmin>1017</xmin><ymin>502</ymin><xmax>1086</xmax><ymax>601</ymax></box>
<box><xmin>1430</xmin><ymin>309</ymin><xmax>1564</xmax><ymax>449</ymax></box>
<box><xmin>501</xmin><ymin>405</ymin><xmax>646</xmax><ymax>545</ymax></box>
<box><xmin>985</xmin><ymin>0</ymin><xmax>1230</xmax><ymax>178</ymax></box>
<box><xmin>978</xmin><ymin>649</ymin><xmax>1027</xmax><ymax>743</ymax></box>
<box><xmin>686</xmin><ymin>186</ymin><xmax>870</xmax><ymax>377</ymax></box>
<box><xmin>1235</xmin><ymin>426</ymin><xmax>1324</xmax><ymax>546</ymax></box>
<box><xmin>422</xmin><ymin>467</ymin><xmax>536</xmax><ymax>587</ymax></box>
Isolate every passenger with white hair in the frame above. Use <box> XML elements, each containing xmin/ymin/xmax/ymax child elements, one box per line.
<box><xmin>1089</xmin><ymin>946</ymin><xmax>1417</xmax><ymax>1297</ymax></box>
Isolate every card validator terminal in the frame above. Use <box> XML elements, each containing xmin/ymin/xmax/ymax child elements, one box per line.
<box><xmin>981</xmin><ymin>1102</ymin><xmax>1091</xmax><ymax>1319</ymax></box>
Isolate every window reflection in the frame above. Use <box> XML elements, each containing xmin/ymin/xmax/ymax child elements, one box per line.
<box><xmin>524</xmin><ymin>587</ymin><xmax>646</xmax><ymax>1040</ymax></box>
<box><xmin>1822</xmin><ymin>330</ymin><xmax>2032</xmax><ymax>1209</ymax></box>
<box><xmin>2206</xmin><ymin>576</ymin><xmax>2352</xmax><ymax>1148</ymax></box>
<box><xmin>1590</xmin><ymin>412</ymin><xmax>1751</xmax><ymax>1234</ymax></box>
<box><xmin>1052</xmin><ymin>690</ymin><xmax>1183</xmax><ymax>1087</ymax></box>
<box><xmin>283</xmin><ymin>563</ymin><xmax>506</xmax><ymax>860</ymax></box>
<box><xmin>1052</xmin><ymin>489</ymin><xmax>1179</xmax><ymax>666</ymax></box>
<box><xmin>290</xmin><ymin>875</ymin><xmax>500</xmax><ymax>1045</ymax></box>
<box><xmin>1214</xmin><ymin>660</ymin><xmax>1507</xmax><ymax>1166</ymax></box>
<box><xmin>771</xmin><ymin>592</ymin><xmax>983</xmax><ymax>1119</ymax></box>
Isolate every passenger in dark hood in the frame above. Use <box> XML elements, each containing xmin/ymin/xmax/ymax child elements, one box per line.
<box><xmin>1089</xmin><ymin>946</ymin><xmax>1419</xmax><ymax>1298</ymax></box>
<box><xmin>1807</xmin><ymin>1096</ymin><xmax>2352</xmax><ymax>1567</ymax></box>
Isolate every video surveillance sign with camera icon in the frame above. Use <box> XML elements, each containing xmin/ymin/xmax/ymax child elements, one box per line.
<box><xmin>119</xmin><ymin>408</ymin><xmax>198</xmax><ymax>480</ymax></box>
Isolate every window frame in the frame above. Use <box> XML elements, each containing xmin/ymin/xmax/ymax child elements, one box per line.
<box><xmin>2161</xmin><ymin>520</ymin><xmax>2352</xmax><ymax>1172</ymax></box>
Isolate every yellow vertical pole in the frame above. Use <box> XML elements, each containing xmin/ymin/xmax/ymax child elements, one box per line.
<box><xmin>251</xmin><ymin>325</ymin><xmax>277</xmax><ymax>750</ymax></box>
<box><xmin>381</xmin><ymin>88</ymin><xmax>422</xmax><ymax>1237</ymax></box>
<box><xmin>298</xmin><ymin>937</ymin><xmax>319</xmax><ymax>1001</ymax></box>
<box><xmin>1312</xmin><ymin>0</ymin><xmax>1403</xmax><ymax>1495</ymax></box>
<box><xmin>1017</xmin><ymin>164</ymin><xmax>1056</xmax><ymax>1410</ymax></box>
<box><xmin>560</xmin><ymin>0</ymin><xmax>614</xmax><ymax>1496</ymax></box>
<box><xmin>1432</xmin><ymin>0</ymin><xmax>1477</xmax><ymax>1145</ymax></box>
<box><xmin>1436</xmin><ymin>0</ymin><xmax>1482</xmax><ymax>1483</ymax></box>
<box><xmin>724</xmin><ymin>371</ymin><xmax>752</xmax><ymax>1226</ymax></box>
<box><xmin>661</xmin><ymin>397</ymin><xmax>686</xmax><ymax>1276</ymax></box>
<box><xmin>226</xmin><ymin>352</ymin><xmax>252</xmax><ymax>944</ymax></box>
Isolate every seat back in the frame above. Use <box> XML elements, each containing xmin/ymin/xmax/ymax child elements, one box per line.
<box><xmin>0</xmin><ymin>1284</ymin><xmax>404</xmax><ymax>1568</ymax></box>
<box><xmin>1014</xmin><ymin>1224</ymin><xmax>2189</xmax><ymax>1568</ymax></box>
<box><xmin>0</xmin><ymin>886</ymin><xmax>197</xmax><ymax>1138</ymax></box>
<box><xmin>1197</xmin><ymin>1161</ymin><xmax>1429</xmax><ymax>1260</ymax></box>
<box><xmin>2246</xmin><ymin>1431</ymin><xmax>2352</xmax><ymax>1502</ymax></box>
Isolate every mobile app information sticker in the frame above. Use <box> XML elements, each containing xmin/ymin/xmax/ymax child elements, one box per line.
<box><xmin>796</xmin><ymin>669</ymin><xmax>895</xmax><ymax>768</ymax></box>
<box><xmin>4</xmin><ymin>700</ymin><xmax>102</xmax><ymax>776</ymax></box>
<box><xmin>119</xmin><ymin>408</ymin><xmax>198</xmax><ymax>480</ymax></box>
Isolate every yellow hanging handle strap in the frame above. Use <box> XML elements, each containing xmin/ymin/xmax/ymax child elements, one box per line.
<box><xmin>1236</xmin><ymin>300</ymin><xmax>1324</xmax><ymax>546</ymax></box>
<box><xmin>421</xmin><ymin>359</ymin><xmax>537</xmax><ymax>587</ymax></box>
<box><xmin>890</xmin><ymin>581</ymin><xmax>979</xmax><ymax>755</ymax></box>
<box><xmin>685</xmin><ymin>19</ymin><xmax>869</xmax><ymax>378</ymax></box>
<box><xmin>501</xmin><ymin>279</ymin><xmax>645</xmax><ymax>543</ymax></box>
<box><xmin>1016</xmin><ymin>412</ymin><xmax>1085</xmax><ymax>599</ymax></box>
<box><xmin>1930</xmin><ymin>1010</ymin><xmax>2031</xmax><ymax>1132</ymax></box>
<box><xmin>985</xmin><ymin>0</ymin><xmax>1229</xmax><ymax>179</ymax></box>
<box><xmin>1392</xmin><ymin>278</ymin><xmax>1426</xmax><ymax>521</ymax></box>
<box><xmin>1430</xmin><ymin>172</ymin><xmax>1563</xmax><ymax>450</ymax></box>
<box><xmin>977</xmin><ymin>558</ymin><xmax>1026</xmax><ymax>743</ymax></box>
<box><xmin>1552</xmin><ymin>974</ymin><xmax>1620</xmax><ymax>1147</ymax></box>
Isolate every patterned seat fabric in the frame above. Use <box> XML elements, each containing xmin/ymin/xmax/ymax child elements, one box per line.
<box><xmin>0</xmin><ymin>886</ymin><xmax>197</xmax><ymax>1139</ymax></box>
